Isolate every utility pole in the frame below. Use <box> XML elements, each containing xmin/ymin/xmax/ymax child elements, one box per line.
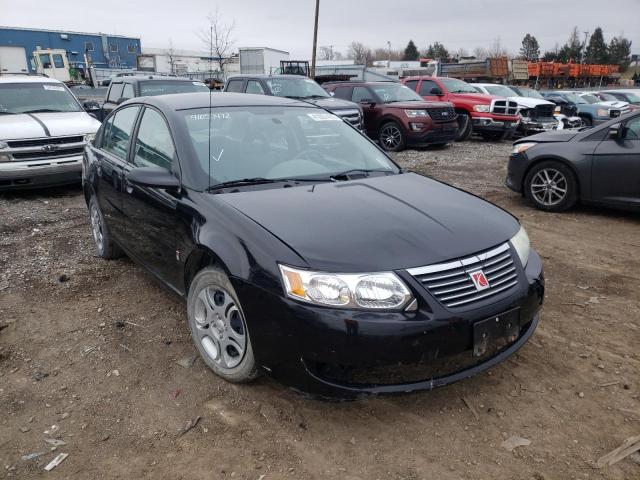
<box><xmin>387</xmin><ymin>41</ymin><xmax>391</xmax><ymax>68</ymax></box>
<box><xmin>581</xmin><ymin>31</ymin><xmax>589</xmax><ymax>64</ymax></box>
<box><xmin>209</xmin><ymin>25</ymin><xmax>213</xmax><ymax>78</ymax></box>
<box><xmin>310</xmin><ymin>0</ymin><xmax>320</xmax><ymax>79</ymax></box>
<box><xmin>329</xmin><ymin>45</ymin><xmax>333</xmax><ymax>61</ymax></box>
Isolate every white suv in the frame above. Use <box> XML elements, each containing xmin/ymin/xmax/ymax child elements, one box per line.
<box><xmin>0</xmin><ymin>75</ymin><xmax>101</xmax><ymax>190</ymax></box>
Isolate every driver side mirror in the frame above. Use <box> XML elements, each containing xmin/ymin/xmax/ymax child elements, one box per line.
<box><xmin>430</xmin><ymin>87</ymin><xmax>444</xmax><ymax>96</ymax></box>
<box><xmin>126</xmin><ymin>167</ymin><xmax>180</xmax><ymax>192</ymax></box>
<box><xmin>359</xmin><ymin>98</ymin><xmax>376</xmax><ymax>107</ymax></box>
<box><xmin>608</xmin><ymin>123</ymin><xmax>622</xmax><ymax>140</ymax></box>
<box><xmin>83</xmin><ymin>100</ymin><xmax>101</xmax><ymax>111</ymax></box>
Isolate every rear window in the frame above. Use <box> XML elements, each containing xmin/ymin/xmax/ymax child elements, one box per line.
<box><xmin>139</xmin><ymin>81</ymin><xmax>209</xmax><ymax>96</ymax></box>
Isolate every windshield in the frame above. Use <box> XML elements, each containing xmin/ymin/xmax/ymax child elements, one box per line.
<box><xmin>620</xmin><ymin>92</ymin><xmax>640</xmax><ymax>103</ymax></box>
<box><xmin>484</xmin><ymin>85</ymin><xmax>518</xmax><ymax>97</ymax></box>
<box><xmin>580</xmin><ymin>94</ymin><xmax>600</xmax><ymax>104</ymax></box>
<box><xmin>439</xmin><ymin>78</ymin><xmax>478</xmax><ymax>94</ymax></box>
<box><xmin>182</xmin><ymin>106</ymin><xmax>397</xmax><ymax>186</ymax></box>
<box><xmin>514</xmin><ymin>87</ymin><xmax>545</xmax><ymax>99</ymax></box>
<box><xmin>0</xmin><ymin>82</ymin><xmax>82</xmax><ymax>114</ymax></box>
<box><xmin>371</xmin><ymin>84</ymin><xmax>422</xmax><ymax>103</ymax></box>
<box><xmin>265</xmin><ymin>77</ymin><xmax>329</xmax><ymax>98</ymax></box>
<box><xmin>561</xmin><ymin>93</ymin><xmax>587</xmax><ymax>104</ymax></box>
<box><xmin>139</xmin><ymin>81</ymin><xmax>209</xmax><ymax>96</ymax></box>
<box><xmin>597</xmin><ymin>93</ymin><xmax>618</xmax><ymax>101</ymax></box>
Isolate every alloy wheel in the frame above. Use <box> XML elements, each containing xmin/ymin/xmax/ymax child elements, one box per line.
<box><xmin>90</xmin><ymin>203</ymin><xmax>104</xmax><ymax>253</ymax></box>
<box><xmin>530</xmin><ymin>168</ymin><xmax>568</xmax><ymax>207</ymax></box>
<box><xmin>380</xmin><ymin>124</ymin><xmax>402</xmax><ymax>150</ymax></box>
<box><xmin>193</xmin><ymin>286</ymin><xmax>247</xmax><ymax>370</ymax></box>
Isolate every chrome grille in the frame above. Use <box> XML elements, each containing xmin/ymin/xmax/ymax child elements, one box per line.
<box><xmin>533</xmin><ymin>104</ymin><xmax>555</xmax><ymax>120</ymax></box>
<box><xmin>491</xmin><ymin>100</ymin><xmax>519</xmax><ymax>116</ymax></box>
<box><xmin>7</xmin><ymin>136</ymin><xmax>84</xmax><ymax>149</ymax></box>
<box><xmin>610</xmin><ymin>109</ymin><xmax>622</xmax><ymax>118</ymax></box>
<box><xmin>335</xmin><ymin>109</ymin><xmax>363</xmax><ymax>130</ymax></box>
<box><xmin>427</xmin><ymin>107</ymin><xmax>456</xmax><ymax>123</ymax></box>
<box><xmin>407</xmin><ymin>243</ymin><xmax>519</xmax><ymax>308</ymax></box>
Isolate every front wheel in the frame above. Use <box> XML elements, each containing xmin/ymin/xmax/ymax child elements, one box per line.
<box><xmin>378</xmin><ymin>121</ymin><xmax>405</xmax><ymax>152</ymax></box>
<box><xmin>524</xmin><ymin>161</ymin><xmax>578</xmax><ymax>212</ymax></box>
<box><xmin>187</xmin><ymin>267</ymin><xmax>258</xmax><ymax>383</ymax></box>
<box><xmin>455</xmin><ymin>113</ymin><xmax>472</xmax><ymax>141</ymax></box>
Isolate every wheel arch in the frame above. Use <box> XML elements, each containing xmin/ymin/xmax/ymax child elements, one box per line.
<box><xmin>183</xmin><ymin>246</ymin><xmax>232</xmax><ymax>296</ymax></box>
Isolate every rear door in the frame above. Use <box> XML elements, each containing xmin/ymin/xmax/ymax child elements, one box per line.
<box><xmin>94</xmin><ymin>105</ymin><xmax>141</xmax><ymax>244</ymax></box>
<box><xmin>591</xmin><ymin>116</ymin><xmax>640</xmax><ymax>206</ymax></box>
<box><xmin>225</xmin><ymin>78</ymin><xmax>245</xmax><ymax>93</ymax></box>
<box><xmin>121</xmin><ymin>106</ymin><xmax>181</xmax><ymax>287</ymax></box>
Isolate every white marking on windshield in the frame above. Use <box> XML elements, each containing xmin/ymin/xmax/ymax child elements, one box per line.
<box><xmin>211</xmin><ymin>149</ymin><xmax>224</xmax><ymax>162</ymax></box>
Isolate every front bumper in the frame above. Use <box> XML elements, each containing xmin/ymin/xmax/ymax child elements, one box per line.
<box><xmin>0</xmin><ymin>155</ymin><xmax>82</xmax><ymax>190</ymax></box>
<box><xmin>471</xmin><ymin>115</ymin><xmax>519</xmax><ymax>133</ymax></box>
<box><xmin>518</xmin><ymin>119</ymin><xmax>558</xmax><ymax>135</ymax></box>
<box><xmin>405</xmin><ymin>122</ymin><xmax>459</xmax><ymax>146</ymax></box>
<box><xmin>236</xmin><ymin>249</ymin><xmax>544</xmax><ymax>398</ymax></box>
<box><xmin>506</xmin><ymin>152</ymin><xmax>528</xmax><ymax>193</ymax></box>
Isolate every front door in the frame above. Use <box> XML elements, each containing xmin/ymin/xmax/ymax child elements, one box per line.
<box><xmin>418</xmin><ymin>79</ymin><xmax>441</xmax><ymax>101</ymax></box>
<box><xmin>351</xmin><ymin>86</ymin><xmax>378</xmax><ymax>137</ymax></box>
<box><xmin>591</xmin><ymin>116</ymin><xmax>640</xmax><ymax>206</ymax></box>
<box><xmin>121</xmin><ymin>106</ymin><xmax>181</xmax><ymax>287</ymax></box>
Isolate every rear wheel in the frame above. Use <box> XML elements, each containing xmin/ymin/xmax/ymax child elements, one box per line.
<box><xmin>378</xmin><ymin>121</ymin><xmax>405</xmax><ymax>152</ymax></box>
<box><xmin>88</xmin><ymin>196</ymin><xmax>123</xmax><ymax>259</ymax></box>
<box><xmin>524</xmin><ymin>161</ymin><xmax>578</xmax><ymax>212</ymax></box>
<box><xmin>455</xmin><ymin>113</ymin><xmax>472</xmax><ymax>141</ymax></box>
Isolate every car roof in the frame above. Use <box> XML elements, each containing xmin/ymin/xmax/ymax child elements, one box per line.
<box><xmin>0</xmin><ymin>75</ymin><xmax>63</xmax><ymax>84</ymax></box>
<box><xmin>125</xmin><ymin>91</ymin><xmax>311</xmax><ymax>110</ymax></box>
<box><xmin>228</xmin><ymin>74</ymin><xmax>309</xmax><ymax>80</ymax></box>
<box><xmin>112</xmin><ymin>75</ymin><xmax>201</xmax><ymax>84</ymax></box>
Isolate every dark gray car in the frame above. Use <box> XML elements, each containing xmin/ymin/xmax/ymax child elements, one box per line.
<box><xmin>506</xmin><ymin>112</ymin><xmax>640</xmax><ymax>212</ymax></box>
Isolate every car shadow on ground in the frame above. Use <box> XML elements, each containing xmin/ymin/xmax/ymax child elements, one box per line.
<box><xmin>0</xmin><ymin>183</ymin><xmax>82</xmax><ymax>201</ymax></box>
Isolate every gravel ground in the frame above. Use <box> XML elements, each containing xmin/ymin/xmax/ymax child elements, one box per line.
<box><xmin>1</xmin><ymin>139</ymin><xmax>639</xmax><ymax>479</ymax></box>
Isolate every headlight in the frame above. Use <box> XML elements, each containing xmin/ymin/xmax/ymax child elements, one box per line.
<box><xmin>279</xmin><ymin>265</ymin><xmax>413</xmax><ymax>310</ymax></box>
<box><xmin>596</xmin><ymin>108</ymin><xmax>610</xmax><ymax>117</ymax></box>
<box><xmin>554</xmin><ymin>106</ymin><xmax>562</xmax><ymax>114</ymax></box>
<box><xmin>0</xmin><ymin>141</ymin><xmax>8</xmax><ymax>149</ymax></box>
<box><xmin>473</xmin><ymin>104</ymin><xmax>491</xmax><ymax>113</ymax></box>
<box><xmin>510</xmin><ymin>226</ymin><xmax>530</xmax><ymax>267</ymax></box>
<box><xmin>0</xmin><ymin>153</ymin><xmax>11</xmax><ymax>162</ymax></box>
<box><xmin>405</xmin><ymin>109</ymin><xmax>429</xmax><ymax>118</ymax></box>
<box><xmin>84</xmin><ymin>133</ymin><xmax>96</xmax><ymax>143</ymax></box>
<box><xmin>512</xmin><ymin>142</ymin><xmax>537</xmax><ymax>155</ymax></box>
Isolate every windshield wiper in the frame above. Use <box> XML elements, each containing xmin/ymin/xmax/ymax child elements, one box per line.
<box><xmin>329</xmin><ymin>169</ymin><xmax>394</xmax><ymax>181</ymax></box>
<box><xmin>207</xmin><ymin>178</ymin><xmax>280</xmax><ymax>191</ymax></box>
<box><xmin>21</xmin><ymin>109</ymin><xmax>69</xmax><ymax>114</ymax></box>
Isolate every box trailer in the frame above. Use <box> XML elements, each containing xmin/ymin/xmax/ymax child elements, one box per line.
<box><xmin>0</xmin><ymin>46</ymin><xmax>29</xmax><ymax>74</ymax></box>
<box><xmin>239</xmin><ymin>47</ymin><xmax>289</xmax><ymax>75</ymax></box>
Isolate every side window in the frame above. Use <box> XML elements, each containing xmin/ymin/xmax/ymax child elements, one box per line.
<box><xmin>99</xmin><ymin>116</ymin><xmax>114</xmax><ymax>148</ymax></box>
<box><xmin>405</xmin><ymin>80</ymin><xmax>418</xmax><ymax>92</ymax></box>
<box><xmin>121</xmin><ymin>83</ymin><xmax>135</xmax><ymax>100</ymax></box>
<box><xmin>352</xmin><ymin>86</ymin><xmax>372</xmax><ymax>103</ymax></box>
<box><xmin>133</xmin><ymin>108</ymin><xmax>175</xmax><ymax>170</ymax></box>
<box><xmin>419</xmin><ymin>80</ymin><xmax>438</xmax><ymax>96</ymax></box>
<box><xmin>107</xmin><ymin>83</ymin><xmax>124</xmax><ymax>102</ymax></box>
<box><xmin>52</xmin><ymin>54</ymin><xmax>65</xmax><ymax>68</ymax></box>
<box><xmin>332</xmin><ymin>86</ymin><xmax>352</xmax><ymax>100</ymax></box>
<box><xmin>246</xmin><ymin>80</ymin><xmax>265</xmax><ymax>95</ymax></box>
<box><xmin>39</xmin><ymin>53</ymin><xmax>52</xmax><ymax>69</ymax></box>
<box><xmin>226</xmin><ymin>80</ymin><xmax>244</xmax><ymax>93</ymax></box>
<box><xmin>625</xmin><ymin>117</ymin><xmax>640</xmax><ymax>140</ymax></box>
<box><xmin>102</xmin><ymin>106</ymin><xmax>140</xmax><ymax>160</ymax></box>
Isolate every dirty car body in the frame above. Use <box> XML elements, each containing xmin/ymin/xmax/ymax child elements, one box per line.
<box><xmin>83</xmin><ymin>92</ymin><xmax>544</xmax><ymax>398</ymax></box>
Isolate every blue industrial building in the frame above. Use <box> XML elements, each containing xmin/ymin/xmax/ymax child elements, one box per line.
<box><xmin>0</xmin><ymin>26</ymin><xmax>141</xmax><ymax>72</ymax></box>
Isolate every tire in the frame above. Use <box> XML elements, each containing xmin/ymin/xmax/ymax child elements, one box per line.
<box><xmin>187</xmin><ymin>267</ymin><xmax>258</xmax><ymax>383</ymax></box>
<box><xmin>524</xmin><ymin>160</ymin><xmax>578</xmax><ymax>212</ymax></box>
<box><xmin>481</xmin><ymin>131</ymin><xmax>507</xmax><ymax>141</ymax></box>
<box><xmin>580</xmin><ymin>116</ymin><xmax>593</xmax><ymax>127</ymax></box>
<box><xmin>88</xmin><ymin>196</ymin><xmax>123</xmax><ymax>259</ymax></box>
<box><xmin>378</xmin><ymin>121</ymin><xmax>405</xmax><ymax>152</ymax></box>
<box><xmin>455</xmin><ymin>113</ymin><xmax>472</xmax><ymax>141</ymax></box>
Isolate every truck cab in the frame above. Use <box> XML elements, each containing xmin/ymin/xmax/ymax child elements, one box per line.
<box><xmin>32</xmin><ymin>49</ymin><xmax>71</xmax><ymax>83</ymax></box>
<box><xmin>402</xmin><ymin>76</ymin><xmax>520</xmax><ymax>141</ymax></box>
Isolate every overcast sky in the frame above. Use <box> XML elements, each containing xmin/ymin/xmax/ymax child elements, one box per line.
<box><xmin>1</xmin><ymin>0</ymin><xmax>638</xmax><ymax>59</ymax></box>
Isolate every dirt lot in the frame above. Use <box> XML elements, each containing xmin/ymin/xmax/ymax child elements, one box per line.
<box><xmin>1</xmin><ymin>140</ymin><xmax>639</xmax><ymax>479</ymax></box>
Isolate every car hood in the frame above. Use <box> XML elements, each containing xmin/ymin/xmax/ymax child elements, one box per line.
<box><xmin>451</xmin><ymin>92</ymin><xmax>500</xmax><ymax>104</ymax></box>
<box><xmin>517</xmin><ymin>129</ymin><xmax>579</xmax><ymax>143</ymax></box>
<box><xmin>302</xmin><ymin>96</ymin><xmax>360</xmax><ymax>111</ymax></box>
<box><xmin>510</xmin><ymin>97</ymin><xmax>554</xmax><ymax>108</ymax></box>
<box><xmin>218</xmin><ymin>173</ymin><xmax>519</xmax><ymax>272</ymax></box>
<box><xmin>387</xmin><ymin>101</ymin><xmax>452</xmax><ymax>109</ymax></box>
<box><xmin>0</xmin><ymin>111</ymin><xmax>101</xmax><ymax>140</ymax></box>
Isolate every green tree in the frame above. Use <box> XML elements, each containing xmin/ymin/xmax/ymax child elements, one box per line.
<box><xmin>424</xmin><ymin>42</ymin><xmax>449</xmax><ymax>60</ymax></box>
<box><xmin>403</xmin><ymin>40</ymin><xmax>420</xmax><ymax>61</ymax></box>
<box><xmin>608</xmin><ymin>35</ymin><xmax>632</xmax><ymax>71</ymax></box>
<box><xmin>585</xmin><ymin>27</ymin><xmax>608</xmax><ymax>64</ymax></box>
<box><xmin>558</xmin><ymin>27</ymin><xmax>583</xmax><ymax>62</ymax></box>
<box><xmin>519</xmin><ymin>34</ymin><xmax>540</xmax><ymax>61</ymax></box>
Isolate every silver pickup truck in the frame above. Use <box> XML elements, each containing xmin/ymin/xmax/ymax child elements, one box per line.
<box><xmin>0</xmin><ymin>76</ymin><xmax>101</xmax><ymax>190</ymax></box>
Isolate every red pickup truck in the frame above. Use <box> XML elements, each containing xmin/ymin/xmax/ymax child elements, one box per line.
<box><xmin>402</xmin><ymin>76</ymin><xmax>520</xmax><ymax>141</ymax></box>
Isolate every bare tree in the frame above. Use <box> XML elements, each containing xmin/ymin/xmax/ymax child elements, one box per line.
<box><xmin>167</xmin><ymin>39</ymin><xmax>177</xmax><ymax>74</ymax></box>
<box><xmin>473</xmin><ymin>47</ymin><xmax>489</xmax><ymax>60</ymax></box>
<box><xmin>348</xmin><ymin>42</ymin><xmax>374</xmax><ymax>66</ymax></box>
<box><xmin>318</xmin><ymin>46</ymin><xmax>334</xmax><ymax>61</ymax></box>
<box><xmin>198</xmin><ymin>8</ymin><xmax>235</xmax><ymax>74</ymax></box>
<box><xmin>372</xmin><ymin>47</ymin><xmax>403</xmax><ymax>62</ymax></box>
<box><xmin>489</xmin><ymin>37</ymin><xmax>508</xmax><ymax>58</ymax></box>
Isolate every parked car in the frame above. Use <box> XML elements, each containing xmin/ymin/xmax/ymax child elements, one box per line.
<box><xmin>599</xmin><ymin>89</ymin><xmax>640</xmax><ymax>107</ymax></box>
<box><xmin>541</xmin><ymin>91</ymin><xmax>622</xmax><ymax>126</ymax></box>
<box><xmin>508</xmin><ymin>85</ymin><xmax>582</xmax><ymax>130</ymax></box>
<box><xmin>99</xmin><ymin>72</ymin><xmax>135</xmax><ymax>87</ymax></box>
<box><xmin>224</xmin><ymin>74</ymin><xmax>363</xmax><ymax>130</ymax></box>
<box><xmin>472</xmin><ymin>83</ymin><xmax>558</xmax><ymax>136</ymax></box>
<box><xmin>83</xmin><ymin>92</ymin><xmax>544</xmax><ymax>398</ymax></box>
<box><xmin>0</xmin><ymin>75</ymin><xmax>101</xmax><ymax>190</ymax></box>
<box><xmin>402</xmin><ymin>76</ymin><xmax>520</xmax><ymax>141</ymax></box>
<box><xmin>323</xmin><ymin>81</ymin><xmax>458</xmax><ymax>151</ymax></box>
<box><xmin>507</xmin><ymin>111</ymin><xmax>640</xmax><ymax>212</ymax></box>
<box><xmin>99</xmin><ymin>75</ymin><xmax>209</xmax><ymax>120</ymax></box>
<box><xmin>575</xmin><ymin>92</ymin><xmax>632</xmax><ymax>115</ymax></box>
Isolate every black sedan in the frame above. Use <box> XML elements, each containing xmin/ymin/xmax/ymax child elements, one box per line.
<box><xmin>507</xmin><ymin>112</ymin><xmax>640</xmax><ymax>212</ymax></box>
<box><xmin>83</xmin><ymin>92</ymin><xmax>544</xmax><ymax>398</ymax></box>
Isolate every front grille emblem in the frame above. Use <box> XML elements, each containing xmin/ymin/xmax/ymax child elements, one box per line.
<box><xmin>41</xmin><ymin>144</ymin><xmax>59</xmax><ymax>153</ymax></box>
<box><xmin>469</xmin><ymin>270</ymin><xmax>490</xmax><ymax>291</ymax></box>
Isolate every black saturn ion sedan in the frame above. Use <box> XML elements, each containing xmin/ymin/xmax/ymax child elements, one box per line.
<box><xmin>83</xmin><ymin>92</ymin><xmax>544</xmax><ymax>398</ymax></box>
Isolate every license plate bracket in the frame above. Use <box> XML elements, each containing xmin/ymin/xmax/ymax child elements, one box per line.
<box><xmin>473</xmin><ymin>308</ymin><xmax>521</xmax><ymax>358</ymax></box>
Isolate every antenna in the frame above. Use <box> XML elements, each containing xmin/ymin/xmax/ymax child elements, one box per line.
<box><xmin>208</xmin><ymin>77</ymin><xmax>212</xmax><ymax>190</ymax></box>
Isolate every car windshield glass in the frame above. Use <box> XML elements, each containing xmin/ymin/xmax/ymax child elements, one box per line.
<box><xmin>0</xmin><ymin>83</ymin><xmax>82</xmax><ymax>113</ymax></box>
<box><xmin>265</xmin><ymin>77</ymin><xmax>329</xmax><ymax>98</ymax></box>
<box><xmin>439</xmin><ymin>78</ymin><xmax>478</xmax><ymax>94</ymax></box>
<box><xmin>181</xmin><ymin>106</ymin><xmax>398</xmax><ymax>186</ymax></box>
<box><xmin>371</xmin><ymin>84</ymin><xmax>423</xmax><ymax>103</ymax></box>
<box><xmin>621</xmin><ymin>92</ymin><xmax>640</xmax><ymax>102</ymax></box>
<box><xmin>139</xmin><ymin>81</ymin><xmax>209</xmax><ymax>96</ymax></box>
<box><xmin>580</xmin><ymin>94</ymin><xmax>600</xmax><ymax>104</ymax></box>
<box><xmin>562</xmin><ymin>93</ymin><xmax>587</xmax><ymax>104</ymax></box>
<box><xmin>484</xmin><ymin>85</ymin><xmax>518</xmax><ymax>97</ymax></box>
<box><xmin>520</xmin><ymin>88</ymin><xmax>545</xmax><ymax>99</ymax></box>
<box><xmin>598</xmin><ymin>93</ymin><xmax>618</xmax><ymax>101</ymax></box>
